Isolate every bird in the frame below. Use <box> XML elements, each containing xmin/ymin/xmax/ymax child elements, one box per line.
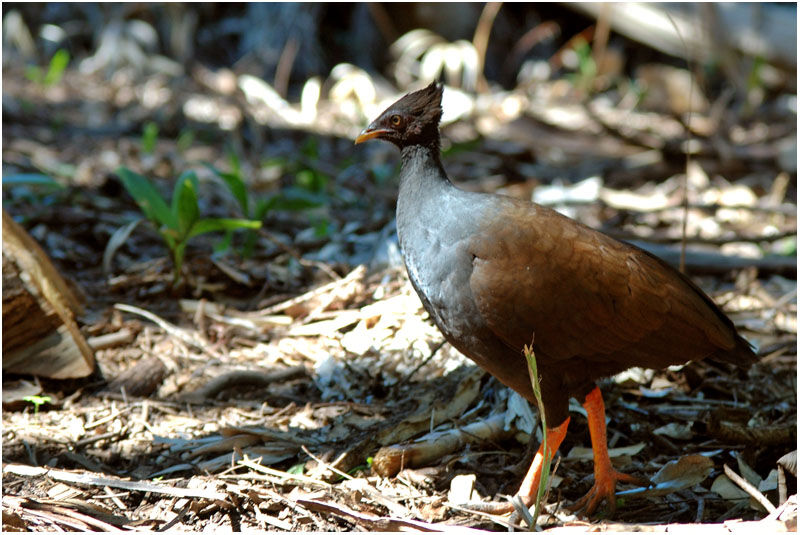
<box><xmin>354</xmin><ymin>82</ymin><xmax>757</xmax><ymax>516</ymax></box>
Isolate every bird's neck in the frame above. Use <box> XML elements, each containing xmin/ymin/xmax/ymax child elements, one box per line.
<box><xmin>396</xmin><ymin>142</ymin><xmax>457</xmax><ymax>249</ymax></box>
<box><xmin>398</xmin><ymin>143</ymin><xmax>451</xmax><ymax>190</ymax></box>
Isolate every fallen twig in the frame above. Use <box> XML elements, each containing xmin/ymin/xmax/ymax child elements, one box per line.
<box><xmin>180</xmin><ymin>366</ymin><xmax>308</xmax><ymax>402</ymax></box>
<box><xmin>3</xmin><ymin>464</ymin><xmax>228</xmax><ymax>500</ymax></box>
<box><xmin>723</xmin><ymin>463</ymin><xmax>776</xmax><ymax>513</ymax></box>
<box><xmin>373</xmin><ymin>412</ymin><xmax>512</xmax><ymax>478</ymax></box>
<box><xmin>114</xmin><ymin>303</ymin><xmax>222</xmax><ymax>359</ymax></box>
<box><xmin>296</xmin><ymin>497</ymin><xmax>490</xmax><ymax>533</ymax></box>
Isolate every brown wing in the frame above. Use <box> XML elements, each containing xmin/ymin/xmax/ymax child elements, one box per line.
<box><xmin>467</xmin><ymin>199</ymin><xmax>739</xmax><ymax>371</ymax></box>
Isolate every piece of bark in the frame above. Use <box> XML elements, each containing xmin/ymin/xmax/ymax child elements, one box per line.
<box><xmin>101</xmin><ymin>356</ymin><xmax>167</xmax><ymax>398</ymax></box>
<box><xmin>372</xmin><ymin>412</ymin><xmax>514</xmax><ymax>477</ymax></box>
<box><xmin>2</xmin><ymin>211</ymin><xmax>94</xmax><ymax>378</ymax></box>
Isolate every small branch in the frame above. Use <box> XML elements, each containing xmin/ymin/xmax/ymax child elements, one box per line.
<box><xmin>297</xmin><ymin>498</ymin><xmax>491</xmax><ymax>533</ymax></box>
<box><xmin>87</xmin><ymin>328</ymin><xmax>135</xmax><ymax>350</ymax></box>
<box><xmin>238</xmin><ymin>457</ymin><xmax>331</xmax><ymax>488</ymax></box>
<box><xmin>3</xmin><ymin>464</ymin><xmax>227</xmax><ymax>500</ymax></box>
<box><xmin>301</xmin><ymin>445</ymin><xmax>353</xmax><ymax>481</ymax></box>
<box><xmin>723</xmin><ymin>464</ymin><xmax>776</xmax><ymax>513</ymax></box>
<box><xmin>372</xmin><ymin>412</ymin><xmax>513</xmax><ymax>477</ymax></box>
<box><xmin>366</xmin><ymin>3</ymin><xmax>398</xmax><ymax>45</ymax></box>
<box><xmin>472</xmin><ymin>2</ymin><xmax>503</xmax><ymax>93</ymax></box>
<box><xmin>181</xmin><ymin>366</ymin><xmax>308</xmax><ymax>402</ymax></box>
<box><xmin>274</xmin><ymin>37</ymin><xmax>298</xmax><ymax>98</ymax></box>
<box><xmin>113</xmin><ymin>303</ymin><xmax>222</xmax><ymax>359</ymax></box>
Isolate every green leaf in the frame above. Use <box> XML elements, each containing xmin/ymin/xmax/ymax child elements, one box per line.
<box><xmin>23</xmin><ymin>395</ymin><xmax>51</xmax><ymax>407</ymax></box>
<box><xmin>300</xmin><ymin>137</ymin><xmax>318</xmax><ymax>159</ymax></box>
<box><xmin>287</xmin><ymin>463</ymin><xmax>305</xmax><ymax>475</ymax></box>
<box><xmin>117</xmin><ymin>167</ymin><xmax>176</xmax><ymax>228</ymax></box>
<box><xmin>177</xmin><ymin>129</ymin><xmax>195</xmax><ymax>153</ymax></box>
<box><xmin>24</xmin><ymin>65</ymin><xmax>43</xmax><ymax>84</ymax></box>
<box><xmin>227</xmin><ymin>145</ymin><xmax>242</xmax><ymax>177</ymax></box>
<box><xmin>240</xmin><ymin>230</ymin><xmax>258</xmax><ymax>259</ymax></box>
<box><xmin>2</xmin><ymin>174</ymin><xmax>64</xmax><ymax>189</ymax></box>
<box><xmin>205</xmin><ymin>163</ymin><xmax>249</xmax><ymax>217</ymax></box>
<box><xmin>295</xmin><ymin>169</ymin><xmax>328</xmax><ymax>193</ymax></box>
<box><xmin>187</xmin><ymin>217</ymin><xmax>261</xmax><ymax>240</ymax></box>
<box><xmin>261</xmin><ymin>156</ymin><xmax>287</xmax><ymax>172</ymax></box>
<box><xmin>142</xmin><ymin>122</ymin><xmax>159</xmax><ymax>154</ymax></box>
<box><xmin>44</xmin><ymin>49</ymin><xmax>70</xmax><ymax>87</ymax></box>
<box><xmin>260</xmin><ymin>188</ymin><xmax>326</xmax><ymax>215</ymax></box>
<box><xmin>213</xmin><ymin>230</ymin><xmax>234</xmax><ymax>256</ymax></box>
<box><xmin>172</xmin><ymin>241</ymin><xmax>187</xmax><ymax>283</ymax></box>
<box><xmin>313</xmin><ymin>218</ymin><xmax>330</xmax><ymax>238</ymax></box>
<box><xmin>172</xmin><ymin>171</ymin><xmax>200</xmax><ymax>237</ymax></box>
<box><xmin>524</xmin><ymin>343</ymin><xmax>551</xmax><ymax>528</ymax></box>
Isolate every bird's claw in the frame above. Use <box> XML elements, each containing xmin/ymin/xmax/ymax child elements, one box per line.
<box><xmin>568</xmin><ymin>469</ymin><xmax>649</xmax><ymax>516</ymax></box>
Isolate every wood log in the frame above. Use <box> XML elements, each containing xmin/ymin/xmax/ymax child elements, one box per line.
<box><xmin>2</xmin><ymin>211</ymin><xmax>95</xmax><ymax>378</ymax></box>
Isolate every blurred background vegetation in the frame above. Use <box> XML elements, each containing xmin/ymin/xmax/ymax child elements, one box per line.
<box><xmin>2</xmin><ymin>2</ymin><xmax>796</xmax><ymax>290</ymax></box>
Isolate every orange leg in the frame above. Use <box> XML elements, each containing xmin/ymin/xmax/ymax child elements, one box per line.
<box><xmin>568</xmin><ymin>386</ymin><xmax>647</xmax><ymax>515</ymax></box>
<box><xmin>465</xmin><ymin>417</ymin><xmax>569</xmax><ymax>514</ymax></box>
<box><xmin>514</xmin><ymin>417</ymin><xmax>569</xmax><ymax>506</ymax></box>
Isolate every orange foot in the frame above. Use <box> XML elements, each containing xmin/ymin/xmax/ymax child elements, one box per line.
<box><xmin>569</xmin><ymin>386</ymin><xmax>650</xmax><ymax>516</ymax></box>
<box><xmin>568</xmin><ymin>468</ymin><xmax>648</xmax><ymax>515</ymax></box>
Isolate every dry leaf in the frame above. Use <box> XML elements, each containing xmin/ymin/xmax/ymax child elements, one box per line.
<box><xmin>711</xmin><ymin>474</ymin><xmax>750</xmax><ymax>503</ymax></box>
<box><xmin>566</xmin><ymin>442</ymin><xmax>646</xmax><ymax>461</ymax></box>
<box><xmin>448</xmin><ymin>473</ymin><xmax>479</xmax><ymax>504</ymax></box>
<box><xmin>653</xmin><ymin>422</ymin><xmax>694</xmax><ymax>440</ymax></box>
<box><xmin>618</xmin><ymin>454</ymin><xmax>713</xmax><ymax>497</ymax></box>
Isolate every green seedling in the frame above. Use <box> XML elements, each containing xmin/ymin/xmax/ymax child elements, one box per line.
<box><xmin>176</xmin><ymin>128</ymin><xmax>195</xmax><ymax>153</ymax></box>
<box><xmin>287</xmin><ymin>462</ymin><xmax>305</xmax><ymax>475</ymax></box>
<box><xmin>206</xmin><ymin>148</ymin><xmax>327</xmax><ymax>258</ymax></box>
<box><xmin>23</xmin><ymin>395</ymin><xmax>51</xmax><ymax>416</ymax></box>
<box><xmin>3</xmin><ymin>173</ymin><xmax>64</xmax><ymax>189</ymax></box>
<box><xmin>2</xmin><ymin>173</ymin><xmax>66</xmax><ymax>207</ymax></box>
<box><xmin>567</xmin><ymin>37</ymin><xmax>597</xmax><ymax>94</ymax></box>
<box><xmin>312</xmin><ymin>217</ymin><xmax>331</xmax><ymax>238</ymax></box>
<box><xmin>141</xmin><ymin>122</ymin><xmax>159</xmax><ymax>155</ymax></box>
<box><xmin>25</xmin><ymin>48</ymin><xmax>70</xmax><ymax>87</ymax></box>
<box><xmin>117</xmin><ymin>166</ymin><xmax>261</xmax><ymax>285</ymax></box>
<box><xmin>296</xmin><ymin>168</ymin><xmax>328</xmax><ymax>193</ymax></box>
<box><xmin>205</xmin><ymin>147</ymin><xmax>258</xmax><ymax>257</ymax></box>
<box><xmin>346</xmin><ymin>456</ymin><xmax>373</xmax><ymax>477</ymax></box>
<box><xmin>524</xmin><ymin>342</ymin><xmax>550</xmax><ymax>530</ymax></box>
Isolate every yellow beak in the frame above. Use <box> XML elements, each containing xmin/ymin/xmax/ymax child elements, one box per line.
<box><xmin>354</xmin><ymin>127</ymin><xmax>390</xmax><ymax>144</ymax></box>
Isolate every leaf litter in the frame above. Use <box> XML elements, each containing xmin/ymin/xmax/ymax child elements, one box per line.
<box><xmin>2</xmin><ymin>37</ymin><xmax>797</xmax><ymax>532</ymax></box>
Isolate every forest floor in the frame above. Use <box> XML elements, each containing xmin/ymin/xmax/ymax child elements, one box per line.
<box><xmin>2</xmin><ymin>55</ymin><xmax>797</xmax><ymax>532</ymax></box>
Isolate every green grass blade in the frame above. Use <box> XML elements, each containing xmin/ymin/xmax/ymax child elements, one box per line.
<box><xmin>172</xmin><ymin>171</ymin><xmax>200</xmax><ymax>237</ymax></box>
<box><xmin>187</xmin><ymin>217</ymin><xmax>261</xmax><ymax>240</ymax></box>
<box><xmin>204</xmin><ymin>163</ymin><xmax>249</xmax><ymax>217</ymax></box>
<box><xmin>524</xmin><ymin>342</ymin><xmax>550</xmax><ymax>530</ymax></box>
<box><xmin>141</xmin><ymin>122</ymin><xmax>159</xmax><ymax>154</ymax></box>
<box><xmin>117</xmin><ymin>167</ymin><xmax>176</xmax><ymax>229</ymax></box>
<box><xmin>2</xmin><ymin>174</ymin><xmax>64</xmax><ymax>189</ymax></box>
<box><xmin>44</xmin><ymin>49</ymin><xmax>70</xmax><ymax>87</ymax></box>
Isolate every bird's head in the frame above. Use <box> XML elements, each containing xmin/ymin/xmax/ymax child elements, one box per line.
<box><xmin>355</xmin><ymin>82</ymin><xmax>443</xmax><ymax>149</ymax></box>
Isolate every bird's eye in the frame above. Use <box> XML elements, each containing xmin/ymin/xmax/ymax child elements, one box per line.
<box><xmin>390</xmin><ymin>115</ymin><xmax>402</xmax><ymax>126</ymax></box>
